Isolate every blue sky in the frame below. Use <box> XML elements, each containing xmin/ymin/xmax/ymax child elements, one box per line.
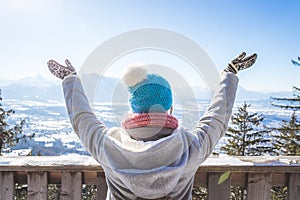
<box><xmin>0</xmin><ymin>0</ymin><xmax>299</xmax><ymax>92</ymax></box>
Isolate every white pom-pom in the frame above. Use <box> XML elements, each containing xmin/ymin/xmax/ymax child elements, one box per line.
<box><xmin>122</xmin><ymin>65</ymin><xmax>148</xmax><ymax>87</ymax></box>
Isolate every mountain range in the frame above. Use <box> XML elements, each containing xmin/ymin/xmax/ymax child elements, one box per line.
<box><xmin>0</xmin><ymin>74</ymin><xmax>292</xmax><ymax>102</ymax></box>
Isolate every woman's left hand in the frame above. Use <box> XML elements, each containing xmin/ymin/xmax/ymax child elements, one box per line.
<box><xmin>224</xmin><ymin>52</ymin><xmax>257</xmax><ymax>74</ymax></box>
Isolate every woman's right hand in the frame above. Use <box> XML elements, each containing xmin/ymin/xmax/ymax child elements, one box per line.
<box><xmin>47</xmin><ymin>59</ymin><xmax>76</xmax><ymax>80</ymax></box>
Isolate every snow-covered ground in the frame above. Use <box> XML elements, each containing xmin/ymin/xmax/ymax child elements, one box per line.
<box><xmin>1</xmin><ymin>98</ymin><xmax>295</xmax><ymax>156</ymax></box>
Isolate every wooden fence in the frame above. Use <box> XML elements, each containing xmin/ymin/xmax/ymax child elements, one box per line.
<box><xmin>0</xmin><ymin>156</ymin><xmax>299</xmax><ymax>200</ymax></box>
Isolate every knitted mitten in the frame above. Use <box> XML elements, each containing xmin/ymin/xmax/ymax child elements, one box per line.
<box><xmin>224</xmin><ymin>52</ymin><xmax>257</xmax><ymax>74</ymax></box>
<box><xmin>47</xmin><ymin>59</ymin><xmax>76</xmax><ymax>79</ymax></box>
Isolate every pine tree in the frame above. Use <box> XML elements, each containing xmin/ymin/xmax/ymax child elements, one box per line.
<box><xmin>268</xmin><ymin>57</ymin><xmax>300</xmax><ymax>200</ymax></box>
<box><xmin>271</xmin><ymin>57</ymin><xmax>300</xmax><ymax>110</ymax></box>
<box><xmin>271</xmin><ymin>111</ymin><xmax>300</xmax><ymax>155</ymax></box>
<box><xmin>271</xmin><ymin>57</ymin><xmax>300</xmax><ymax>156</ymax></box>
<box><xmin>0</xmin><ymin>89</ymin><xmax>34</xmax><ymax>155</ymax></box>
<box><xmin>221</xmin><ymin>102</ymin><xmax>271</xmax><ymax>156</ymax></box>
<box><xmin>291</xmin><ymin>56</ymin><xmax>300</xmax><ymax>66</ymax></box>
<box><xmin>219</xmin><ymin>102</ymin><xmax>271</xmax><ymax>200</ymax></box>
<box><xmin>271</xmin><ymin>86</ymin><xmax>300</xmax><ymax>110</ymax></box>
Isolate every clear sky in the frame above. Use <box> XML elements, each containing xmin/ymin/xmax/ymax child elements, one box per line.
<box><xmin>0</xmin><ymin>0</ymin><xmax>299</xmax><ymax>92</ymax></box>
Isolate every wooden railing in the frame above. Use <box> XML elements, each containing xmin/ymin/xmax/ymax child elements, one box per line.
<box><xmin>0</xmin><ymin>156</ymin><xmax>300</xmax><ymax>200</ymax></box>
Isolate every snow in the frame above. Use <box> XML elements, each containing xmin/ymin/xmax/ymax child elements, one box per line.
<box><xmin>0</xmin><ymin>155</ymin><xmax>99</xmax><ymax>166</ymax></box>
<box><xmin>34</xmin><ymin>120</ymin><xmax>70</xmax><ymax>130</ymax></box>
<box><xmin>201</xmin><ymin>155</ymin><xmax>300</xmax><ymax>166</ymax></box>
<box><xmin>3</xmin><ymin>149</ymin><xmax>32</xmax><ymax>156</ymax></box>
<box><xmin>51</xmin><ymin>132</ymin><xmax>79</xmax><ymax>144</ymax></box>
<box><xmin>202</xmin><ymin>155</ymin><xmax>254</xmax><ymax>166</ymax></box>
<box><xmin>1</xmin><ymin>155</ymin><xmax>299</xmax><ymax>167</ymax></box>
<box><xmin>45</xmin><ymin>143</ymin><xmax>53</xmax><ymax>147</ymax></box>
<box><xmin>250</xmin><ymin>157</ymin><xmax>300</xmax><ymax>166</ymax></box>
<box><xmin>2</xmin><ymin>98</ymin><xmax>297</xmax><ymax>156</ymax></box>
<box><xmin>34</xmin><ymin>136</ymin><xmax>55</xmax><ymax>143</ymax></box>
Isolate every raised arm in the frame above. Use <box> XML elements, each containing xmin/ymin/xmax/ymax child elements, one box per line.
<box><xmin>47</xmin><ymin>59</ymin><xmax>107</xmax><ymax>160</ymax></box>
<box><xmin>194</xmin><ymin>52</ymin><xmax>257</xmax><ymax>161</ymax></box>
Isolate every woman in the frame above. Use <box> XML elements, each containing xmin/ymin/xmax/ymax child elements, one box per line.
<box><xmin>47</xmin><ymin>52</ymin><xmax>257</xmax><ymax>200</ymax></box>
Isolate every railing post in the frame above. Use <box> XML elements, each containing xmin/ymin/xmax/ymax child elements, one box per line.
<box><xmin>288</xmin><ymin>173</ymin><xmax>300</xmax><ymax>200</ymax></box>
<box><xmin>61</xmin><ymin>172</ymin><xmax>82</xmax><ymax>200</ymax></box>
<box><xmin>208</xmin><ymin>172</ymin><xmax>231</xmax><ymax>200</ymax></box>
<box><xmin>28</xmin><ymin>172</ymin><xmax>48</xmax><ymax>200</ymax></box>
<box><xmin>96</xmin><ymin>172</ymin><xmax>108</xmax><ymax>200</ymax></box>
<box><xmin>247</xmin><ymin>173</ymin><xmax>271</xmax><ymax>200</ymax></box>
<box><xmin>0</xmin><ymin>172</ymin><xmax>14</xmax><ymax>200</ymax></box>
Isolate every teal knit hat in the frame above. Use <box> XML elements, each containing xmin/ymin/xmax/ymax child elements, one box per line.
<box><xmin>122</xmin><ymin>66</ymin><xmax>172</xmax><ymax>113</ymax></box>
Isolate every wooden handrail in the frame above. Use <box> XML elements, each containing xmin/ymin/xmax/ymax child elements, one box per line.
<box><xmin>0</xmin><ymin>156</ymin><xmax>300</xmax><ymax>200</ymax></box>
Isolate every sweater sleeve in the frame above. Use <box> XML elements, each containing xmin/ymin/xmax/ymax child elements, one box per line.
<box><xmin>62</xmin><ymin>75</ymin><xmax>107</xmax><ymax>161</ymax></box>
<box><xmin>193</xmin><ymin>72</ymin><xmax>239</xmax><ymax>162</ymax></box>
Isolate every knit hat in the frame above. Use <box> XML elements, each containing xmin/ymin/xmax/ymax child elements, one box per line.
<box><xmin>122</xmin><ymin>66</ymin><xmax>172</xmax><ymax>113</ymax></box>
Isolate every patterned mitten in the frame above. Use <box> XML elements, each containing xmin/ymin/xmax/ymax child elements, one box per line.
<box><xmin>224</xmin><ymin>52</ymin><xmax>257</xmax><ymax>74</ymax></box>
<box><xmin>47</xmin><ymin>59</ymin><xmax>76</xmax><ymax>80</ymax></box>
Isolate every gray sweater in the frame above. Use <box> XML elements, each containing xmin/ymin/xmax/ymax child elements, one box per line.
<box><xmin>62</xmin><ymin>72</ymin><xmax>238</xmax><ymax>200</ymax></box>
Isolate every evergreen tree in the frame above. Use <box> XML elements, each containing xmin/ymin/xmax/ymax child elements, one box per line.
<box><xmin>271</xmin><ymin>57</ymin><xmax>300</xmax><ymax>110</ymax></box>
<box><xmin>291</xmin><ymin>56</ymin><xmax>300</xmax><ymax>66</ymax></box>
<box><xmin>221</xmin><ymin>102</ymin><xmax>271</xmax><ymax>156</ymax></box>
<box><xmin>268</xmin><ymin>57</ymin><xmax>300</xmax><ymax>200</ymax></box>
<box><xmin>220</xmin><ymin>102</ymin><xmax>272</xmax><ymax>200</ymax></box>
<box><xmin>0</xmin><ymin>89</ymin><xmax>34</xmax><ymax>155</ymax></box>
<box><xmin>271</xmin><ymin>111</ymin><xmax>300</xmax><ymax>155</ymax></box>
<box><xmin>271</xmin><ymin>86</ymin><xmax>300</xmax><ymax>110</ymax></box>
<box><xmin>271</xmin><ymin>57</ymin><xmax>300</xmax><ymax>156</ymax></box>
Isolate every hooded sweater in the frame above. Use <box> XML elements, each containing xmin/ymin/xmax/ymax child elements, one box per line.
<box><xmin>62</xmin><ymin>72</ymin><xmax>239</xmax><ymax>200</ymax></box>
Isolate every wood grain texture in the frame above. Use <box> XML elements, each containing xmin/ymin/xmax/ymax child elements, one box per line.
<box><xmin>288</xmin><ymin>173</ymin><xmax>300</xmax><ymax>200</ymax></box>
<box><xmin>61</xmin><ymin>172</ymin><xmax>82</xmax><ymax>200</ymax></box>
<box><xmin>208</xmin><ymin>172</ymin><xmax>230</xmax><ymax>200</ymax></box>
<box><xmin>28</xmin><ymin>172</ymin><xmax>48</xmax><ymax>200</ymax></box>
<box><xmin>247</xmin><ymin>173</ymin><xmax>271</xmax><ymax>200</ymax></box>
<box><xmin>0</xmin><ymin>172</ymin><xmax>14</xmax><ymax>200</ymax></box>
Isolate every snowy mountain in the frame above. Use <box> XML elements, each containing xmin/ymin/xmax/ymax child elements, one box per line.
<box><xmin>0</xmin><ymin>74</ymin><xmax>293</xmax><ymax>102</ymax></box>
<box><xmin>14</xmin><ymin>74</ymin><xmax>61</xmax><ymax>87</ymax></box>
<box><xmin>0</xmin><ymin>77</ymin><xmax>14</xmax><ymax>86</ymax></box>
<box><xmin>1</xmin><ymin>84</ymin><xmax>63</xmax><ymax>101</ymax></box>
<box><xmin>236</xmin><ymin>86</ymin><xmax>292</xmax><ymax>100</ymax></box>
<box><xmin>0</xmin><ymin>75</ymin><xmax>60</xmax><ymax>87</ymax></box>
